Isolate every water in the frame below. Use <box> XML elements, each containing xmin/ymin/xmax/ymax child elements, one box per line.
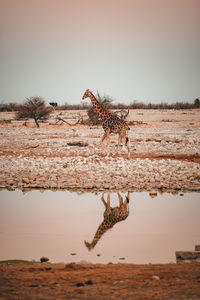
<box><xmin>0</xmin><ymin>190</ymin><xmax>199</xmax><ymax>264</ymax></box>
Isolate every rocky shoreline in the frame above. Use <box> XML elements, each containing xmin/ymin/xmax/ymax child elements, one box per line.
<box><xmin>0</xmin><ymin>154</ymin><xmax>199</xmax><ymax>192</ymax></box>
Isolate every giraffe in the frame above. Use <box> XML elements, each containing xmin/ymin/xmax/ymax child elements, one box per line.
<box><xmin>82</xmin><ymin>89</ymin><xmax>130</xmax><ymax>157</ymax></box>
<box><xmin>84</xmin><ymin>192</ymin><xmax>130</xmax><ymax>251</ymax></box>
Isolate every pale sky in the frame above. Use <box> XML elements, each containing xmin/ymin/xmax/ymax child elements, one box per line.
<box><xmin>0</xmin><ymin>0</ymin><xmax>200</xmax><ymax>105</ymax></box>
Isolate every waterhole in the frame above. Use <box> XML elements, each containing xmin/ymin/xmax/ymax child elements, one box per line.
<box><xmin>0</xmin><ymin>190</ymin><xmax>199</xmax><ymax>264</ymax></box>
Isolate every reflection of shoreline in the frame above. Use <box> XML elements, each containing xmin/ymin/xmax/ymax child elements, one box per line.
<box><xmin>84</xmin><ymin>192</ymin><xmax>130</xmax><ymax>251</ymax></box>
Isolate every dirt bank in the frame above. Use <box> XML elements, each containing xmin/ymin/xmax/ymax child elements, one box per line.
<box><xmin>0</xmin><ymin>261</ymin><xmax>200</xmax><ymax>299</ymax></box>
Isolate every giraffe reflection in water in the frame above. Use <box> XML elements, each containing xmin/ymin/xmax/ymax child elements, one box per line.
<box><xmin>84</xmin><ymin>192</ymin><xmax>130</xmax><ymax>251</ymax></box>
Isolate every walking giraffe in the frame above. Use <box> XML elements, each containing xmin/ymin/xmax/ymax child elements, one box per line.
<box><xmin>82</xmin><ymin>89</ymin><xmax>130</xmax><ymax>157</ymax></box>
<box><xmin>84</xmin><ymin>192</ymin><xmax>130</xmax><ymax>251</ymax></box>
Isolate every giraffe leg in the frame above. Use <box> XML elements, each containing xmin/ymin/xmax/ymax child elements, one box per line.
<box><xmin>117</xmin><ymin>192</ymin><xmax>123</xmax><ymax>206</ymax></box>
<box><xmin>107</xmin><ymin>193</ymin><xmax>111</xmax><ymax>213</ymax></box>
<box><xmin>126</xmin><ymin>191</ymin><xmax>130</xmax><ymax>203</ymax></box>
<box><xmin>116</xmin><ymin>134</ymin><xmax>122</xmax><ymax>153</ymax></box>
<box><xmin>100</xmin><ymin>129</ymin><xmax>111</xmax><ymax>155</ymax></box>
<box><xmin>121</xmin><ymin>129</ymin><xmax>130</xmax><ymax>158</ymax></box>
<box><xmin>126</xmin><ymin>136</ymin><xmax>130</xmax><ymax>158</ymax></box>
<box><xmin>118</xmin><ymin>192</ymin><xmax>130</xmax><ymax>211</ymax></box>
<box><xmin>101</xmin><ymin>192</ymin><xmax>107</xmax><ymax>208</ymax></box>
<box><xmin>125</xmin><ymin>191</ymin><xmax>130</xmax><ymax>213</ymax></box>
<box><xmin>100</xmin><ymin>131</ymin><xmax>107</xmax><ymax>144</ymax></box>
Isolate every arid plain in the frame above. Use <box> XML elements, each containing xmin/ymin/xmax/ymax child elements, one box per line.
<box><xmin>0</xmin><ymin>109</ymin><xmax>199</xmax><ymax>192</ymax></box>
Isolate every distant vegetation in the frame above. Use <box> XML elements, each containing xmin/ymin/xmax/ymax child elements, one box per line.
<box><xmin>0</xmin><ymin>96</ymin><xmax>199</xmax><ymax>112</ymax></box>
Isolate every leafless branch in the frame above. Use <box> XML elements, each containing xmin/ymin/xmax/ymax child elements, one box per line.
<box><xmin>114</xmin><ymin>108</ymin><xmax>129</xmax><ymax>121</ymax></box>
<box><xmin>56</xmin><ymin>116</ymin><xmax>81</xmax><ymax>126</ymax></box>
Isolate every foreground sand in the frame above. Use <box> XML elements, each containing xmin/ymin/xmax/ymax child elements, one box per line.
<box><xmin>0</xmin><ymin>261</ymin><xmax>200</xmax><ymax>299</ymax></box>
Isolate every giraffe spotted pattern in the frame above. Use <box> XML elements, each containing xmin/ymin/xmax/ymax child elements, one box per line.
<box><xmin>84</xmin><ymin>192</ymin><xmax>130</xmax><ymax>251</ymax></box>
<box><xmin>82</xmin><ymin>89</ymin><xmax>130</xmax><ymax>157</ymax></box>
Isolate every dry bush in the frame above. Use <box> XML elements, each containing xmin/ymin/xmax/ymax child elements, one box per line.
<box><xmin>0</xmin><ymin>103</ymin><xmax>19</xmax><ymax>112</ymax></box>
<box><xmin>16</xmin><ymin>97</ymin><xmax>51</xmax><ymax>128</ymax></box>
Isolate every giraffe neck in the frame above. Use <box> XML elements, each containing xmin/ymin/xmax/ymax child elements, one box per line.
<box><xmin>88</xmin><ymin>92</ymin><xmax>111</xmax><ymax>119</ymax></box>
<box><xmin>85</xmin><ymin>219</ymin><xmax>114</xmax><ymax>250</ymax></box>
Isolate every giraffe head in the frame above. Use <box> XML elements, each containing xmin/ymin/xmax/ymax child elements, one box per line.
<box><xmin>82</xmin><ymin>89</ymin><xmax>91</xmax><ymax>100</ymax></box>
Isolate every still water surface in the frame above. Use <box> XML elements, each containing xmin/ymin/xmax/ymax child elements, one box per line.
<box><xmin>0</xmin><ymin>190</ymin><xmax>199</xmax><ymax>264</ymax></box>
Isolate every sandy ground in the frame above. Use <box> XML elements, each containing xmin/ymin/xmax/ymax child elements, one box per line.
<box><xmin>0</xmin><ymin>109</ymin><xmax>199</xmax><ymax>191</ymax></box>
<box><xmin>0</xmin><ymin>261</ymin><xmax>200</xmax><ymax>299</ymax></box>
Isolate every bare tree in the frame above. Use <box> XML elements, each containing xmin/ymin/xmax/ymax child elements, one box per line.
<box><xmin>16</xmin><ymin>97</ymin><xmax>51</xmax><ymax>127</ymax></box>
